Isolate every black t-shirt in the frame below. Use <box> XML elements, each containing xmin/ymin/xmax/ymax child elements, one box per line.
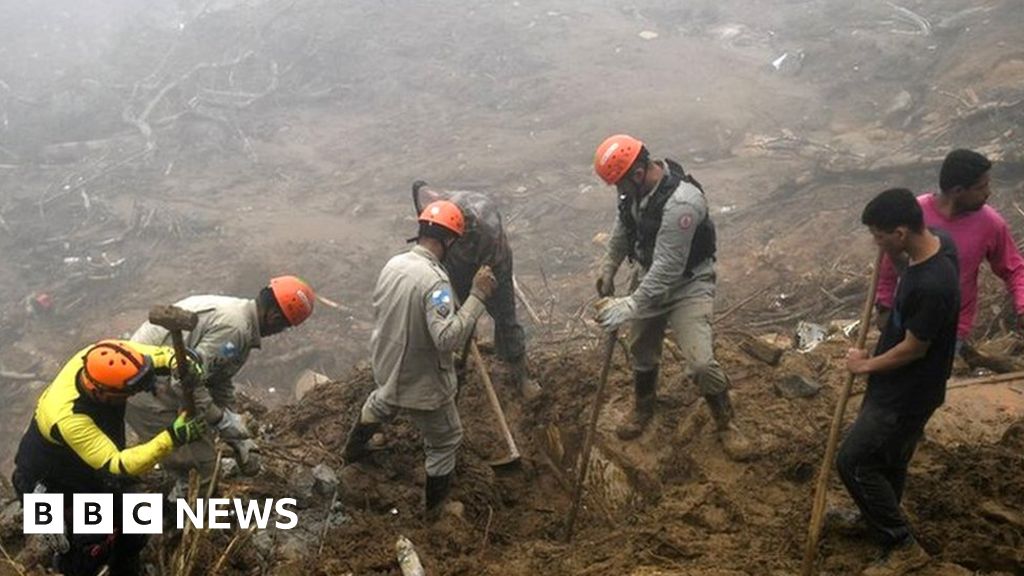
<box><xmin>865</xmin><ymin>230</ymin><xmax>959</xmax><ymax>414</ymax></box>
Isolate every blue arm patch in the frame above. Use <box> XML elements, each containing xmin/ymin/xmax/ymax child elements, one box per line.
<box><xmin>430</xmin><ymin>288</ymin><xmax>452</xmax><ymax>317</ymax></box>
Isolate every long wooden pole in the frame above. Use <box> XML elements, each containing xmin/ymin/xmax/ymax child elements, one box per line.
<box><xmin>564</xmin><ymin>328</ymin><xmax>618</xmax><ymax>542</ymax></box>
<box><xmin>801</xmin><ymin>249</ymin><xmax>882</xmax><ymax>575</ymax></box>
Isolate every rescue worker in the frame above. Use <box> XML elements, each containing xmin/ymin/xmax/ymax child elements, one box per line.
<box><xmin>12</xmin><ymin>340</ymin><xmax>205</xmax><ymax>576</ymax></box>
<box><xmin>342</xmin><ymin>200</ymin><xmax>496</xmax><ymax>520</ymax></box>
<box><xmin>592</xmin><ymin>134</ymin><xmax>752</xmax><ymax>460</ymax></box>
<box><xmin>126</xmin><ymin>276</ymin><xmax>315</xmax><ymax>487</ymax></box>
<box><xmin>412</xmin><ymin>180</ymin><xmax>542</xmax><ymax>399</ymax></box>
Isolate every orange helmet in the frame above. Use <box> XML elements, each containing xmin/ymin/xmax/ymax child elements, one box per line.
<box><xmin>594</xmin><ymin>134</ymin><xmax>644</xmax><ymax>185</ymax></box>
<box><xmin>80</xmin><ymin>340</ymin><xmax>155</xmax><ymax>400</ymax></box>
<box><xmin>418</xmin><ymin>200</ymin><xmax>465</xmax><ymax>237</ymax></box>
<box><xmin>270</xmin><ymin>275</ymin><xmax>315</xmax><ymax>326</ymax></box>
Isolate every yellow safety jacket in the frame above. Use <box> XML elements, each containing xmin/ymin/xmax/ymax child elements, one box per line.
<box><xmin>15</xmin><ymin>341</ymin><xmax>179</xmax><ymax>490</ymax></box>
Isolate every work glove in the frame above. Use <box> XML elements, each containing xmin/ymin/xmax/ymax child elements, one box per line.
<box><xmin>216</xmin><ymin>408</ymin><xmax>251</xmax><ymax>441</ymax></box>
<box><xmin>167</xmin><ymin>412</ymin><xmax>207</xmax><ymax>446</ymax></box>
<box><xmin>168</xmin><ymin>348</ymin><xmax>204</xmax><ymax>389</ymax></box>
<box><xmin>595</xmin><ymin>273</ymin><xmax>615</xmax><ymax>297</ymax></box>
<box><xmin>470</xmin><ymin>265</ymin><xmax>497</xmax><ymax>301</ymax></box>
<box><xmin>228</xmin><ymin>438</ymin><xmax>262</xmax><ymax>476</ymax></box>
<box><xmin>595</xmin><ymin>297</ymin><xmax>638</xmax><ymax>331</ymax></box>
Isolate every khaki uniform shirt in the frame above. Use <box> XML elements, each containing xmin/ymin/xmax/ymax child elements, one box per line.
<box><xmin>128</xmin><ymin>295</ymin><xmax>261</xmax><ymax>423</ymax></box>
<box><xmin>371</xmin><ymin>245</ymin><xmax>485</xmax><ymax>410</ymax></box>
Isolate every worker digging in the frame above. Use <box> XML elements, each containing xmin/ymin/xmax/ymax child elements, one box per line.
<box><xmin>2</xmin><ymin>2</ymin><xmax>1024</xmax><ymax>574</ymax></box>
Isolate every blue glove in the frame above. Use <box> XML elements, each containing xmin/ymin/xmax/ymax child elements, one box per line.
<box><xmin>595</xmin><ymin>297</ymin><xmax>638</xmax><ymax>331</ymax></box>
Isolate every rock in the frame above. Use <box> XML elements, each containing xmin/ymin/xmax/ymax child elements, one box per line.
<box><xmin>312</xmin><ymin>463</ymin><xmax>338</xmax><ymax>497</ymax></box>
<box><xmin>293</xmin><ymin>369</ymin><xmax>330</xmax><ymax>402</ymax></box>
<box><xmin>885</xmin><ymin>89</ymin><xmax>913</xmax><ymax>117</ymax></box>
<box><xmin>979</xmin><ymin>500</ymin><xmax>1024</xmax><ymax>529</ymax></box>
<box><xmin>277</xmin><ymin>530</ymin><xmax>314</xmax><ymax>563</ymax></box>
<box><xmin>774</xmin><ymin>374</ymin><xmax>822</xmax><ymax>399</ymax></box>
<box><xmin>289</xmin><ymin>466</ymin><xmax>316</xmax><ymax>508</ymax></box>
<box><xmin>739</xmin><ymin>336</ymin><xmax>785</xmax><ymax>366</ymax></box>
<box><xmin>251</xmin><ymin>529</ymin><xmax>275</xmax><ymax>556</ymax></box>
<box><xmin>0</xmin><ymin>500</ymin><xmax>23</xmax><ymax>540</ymax></box>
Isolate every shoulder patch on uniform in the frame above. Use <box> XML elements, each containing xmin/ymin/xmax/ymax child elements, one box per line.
<box><xmin>678</xmin><ymin>213</ymin><xmax>694</xmax><ymax>230</ymax></box>
<box><xmin>219</xmin><ymin>341</ymin><xmax>239</xmax><ymax>359</ymax></box>
<box><xmin>430</xmin><ymin>288</ymin><xmax>452</xmax><ymax>317</ymax></box>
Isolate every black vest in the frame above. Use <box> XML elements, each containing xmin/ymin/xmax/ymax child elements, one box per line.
<box><xmin>617</xmin><ymin>158</ymin><xmax>716</xmax><ymax>275</ymax></box>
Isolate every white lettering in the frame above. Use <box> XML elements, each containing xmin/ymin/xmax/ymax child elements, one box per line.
<box><xmin>73</xmin><ymin>494</ymin><xmax>112</xmax><ymax>534</ymax></box>
<box><xmin>176</xmin><ymin>498</ymin><xmax>204</xmax><ymax>530</ymax></box>
<box><xmin>207</xmin><ymin>498</ymin><xmax>231</xmax><ymax>529</ymax></box>
<box><xmin>274</xmin><ymin>498</ymin><xmax>298</xmax><ymax>529</ymax></box>
<box><xmin>232</xmin><ymin>499</ymin><xmax>273</xmax><ymax>530</ymax></box>
<box><xmin>123</xmin><ymin>494</ymin><xmax>163</xmax><ymax>534</ymax></box>
<box><xmin>23</xmin><ymin>493</ymin><xmax>63</xmax><ymax>534</ymax></box>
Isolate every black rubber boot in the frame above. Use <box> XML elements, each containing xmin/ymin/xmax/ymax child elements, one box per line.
<box><xmin>424</xmin><ymin>473</ymin><xmax>453</xmax><ymax>522</ymax></box>
<box><xmin>341</xmin><ymin>420</ymin><xmax>381</xmax><ymax>464</ymax></box>
<box><xmin>616</xmin><ymin>368</ymin><xmax>658</xmax><ymax>440</ymax></box>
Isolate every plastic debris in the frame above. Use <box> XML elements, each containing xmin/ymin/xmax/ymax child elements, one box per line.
<box><xmin>396</xmin><ymin>535</ymin><xmax>425</xmax><ymax>576</ymax></box>
<box><xmin>796</xmin><ymin>321</ymin><xmax>827</xmax><ymax>352</ymax></box>
<box><xmin>638</xmin><ymin>30</ymin><xmax>659</xmax><ymax>40</ymax></box>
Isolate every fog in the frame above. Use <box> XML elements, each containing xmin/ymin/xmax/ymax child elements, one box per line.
<box><xmin>1</xmin><ymin>0</ymin><xmax>1021</xmax><ymax>474</ymax></box>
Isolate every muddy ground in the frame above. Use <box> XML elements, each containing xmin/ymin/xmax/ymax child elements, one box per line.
<box><xmin>1</xmin><ymin>0</ymin><xmax>1024</xmax><ymax>574</ymax></box>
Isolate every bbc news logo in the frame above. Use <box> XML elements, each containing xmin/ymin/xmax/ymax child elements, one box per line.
<box><xmin>23</xmin><ymin>494</ymin><xmax>299</xmax><ymax>534</ymax></box>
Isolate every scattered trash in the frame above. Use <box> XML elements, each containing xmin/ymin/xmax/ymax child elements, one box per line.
<box><xmin>829</xmin><ymin>319</ymin><xmax>860</xmax><ymax>339</ymax></box>
<box><xmin>718</xmin><ymin>204</ymin><xmax>736</xmax><ymax>213</ymax></box>
<box><xmin>27</xmin><ymin>292</ymin><xmax>54</xmax><ymax>315</ymax></box>
<box><xmin>219</xmin><ymin>457</ymin><xmax>240</xmax><ymax>478</ymax></box>
<box><xmin>770</xmin><ymin>50</ymin><xmax>804</xmax><ymax>74</ymax></box>
<box><xmin>638</xmin><ymin>30</ymin><xmax>659</xmax><ymax>40</ymax></box>
<box><xmin>796</xmin><ymin>321</ymin><xmax>827</xmax><ymax>352</ymax></box>
<box><xmin>396</xmin><ymin>535</ymin><xmax>425</xmax><ymax>576</ymax></box>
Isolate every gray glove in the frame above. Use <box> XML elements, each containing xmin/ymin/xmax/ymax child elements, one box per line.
<box><xmin>595</xmin><ymin>297</ymin><xmax>638</xmax><ymax>331</ymax></box>
<box><xmin>228</xmin><ymin>438</ymin><xmax>262</xmax><ymax>476</ymax></box>
<box><xmin>215</xmin><ymin>409</ymin><xmax>251</xmax><ymax>441</ymax></box>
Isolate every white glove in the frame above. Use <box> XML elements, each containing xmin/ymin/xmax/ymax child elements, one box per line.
<box><xmin>216</xmin><ymin>409</ymin><xmax>250</xmax><ymax>441</ymax></box>
<box><xmin>595</xmin><ymin>297</ymin><xmax>638</xmax><ymax>331</ymax></box>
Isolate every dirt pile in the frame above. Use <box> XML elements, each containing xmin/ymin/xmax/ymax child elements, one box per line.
<box><xmin>180</xmin><ymin>332</ymin><xmax>1023</xmax><ymax>575</ymax></box>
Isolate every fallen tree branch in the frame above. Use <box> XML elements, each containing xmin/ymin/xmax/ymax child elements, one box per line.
<box><xmin>886</xmin><ymin>2</ymin><xmax>931</xmax><ymax>35</ymax></box>
<box><xmin>125</xmin><ymin>51</ymin><xmax>255</xmax><ymax>150</ymax></box>
<box><xmin>513</xmin><ymin>275</ymin><xmax>544</xmax><ymax>326</ymax></box>
<box><xmin>210</xmin><ymin>524</ymin><xmax>257</xmax><ymax>575</ymax></box>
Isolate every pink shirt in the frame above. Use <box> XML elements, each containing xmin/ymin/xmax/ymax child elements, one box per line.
<box><xmin>876</xmin><ymin>192</ymin><xmax>1024</xmax><ymax>339</ymax></box>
